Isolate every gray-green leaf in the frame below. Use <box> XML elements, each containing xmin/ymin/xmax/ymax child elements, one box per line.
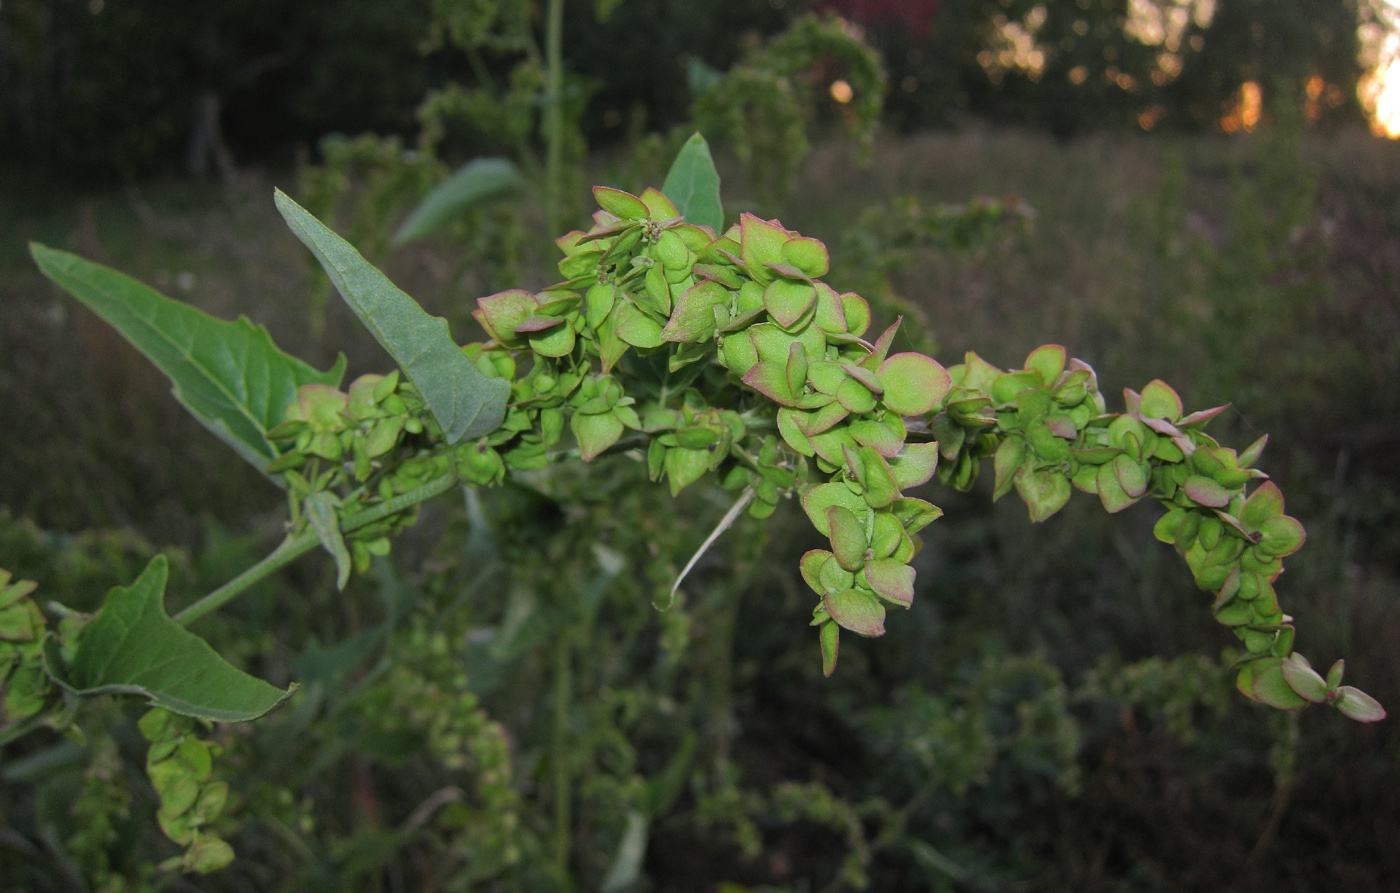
<box><xmin>304</xmin><ymin>492</ymin><xmax>352</xmax><ymax>591</ymax></box>
<box><xmin>30</xmin><ymin>243</ymin><xmax>345</xmax><ymax>477</ymax></box>
<box><xmin>42</xmin><ymin>556</ymin><xmax>294</xmax><ymax>722</ymax></box>
<box><xmin>275</xmin><ymin>190</ymin><xmax>509</xmax><ymax>443</ymax></box>
<box><xmin>662</xmin><ymin>133</ymin><xmax>723</xmax><ymax>233</ymax></box>
<box><xmin>391</xmin><ymin>158</ymin><xmax>521</xmax><ymax>247</ymax></box>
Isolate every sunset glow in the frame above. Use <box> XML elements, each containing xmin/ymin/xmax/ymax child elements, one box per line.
<box><xmin>1360</xmin><ymin>0</ymin><xmax>1400</xmax><ymax>138</ymax></box>
<box><xmin>1361</xmin><ymin>59</ymin><xmax>1400</xmax><ymax>137</ymax></box>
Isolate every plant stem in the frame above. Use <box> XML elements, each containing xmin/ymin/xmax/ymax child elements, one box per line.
<box><xmin>551</xmin><ymin>630</ymin><xmax>573</xmax><ymax>886</ymax></box>
<box><xmin>543</xmin><ymin>0</ymin><xmax>565</xmax><ymax>238</ymax></box>
<box><xmin>173</xmin><ymin>532</ymin><xmax>318</xmax><ymax>627</ymax></box>
<box><xmin>173</xmin><ymin>473</ymin><xmax>460</xmax><ymax>626</ymax></box>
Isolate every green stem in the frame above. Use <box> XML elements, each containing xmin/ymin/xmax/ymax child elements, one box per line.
<box><xmin>173</xmin><ymin>532</ymin><xmax>317</xmax><ymax>627</ymax></box>
<box><xmin>543</xmin><ymin>0</ymin><xmax>565</xmax><ymax>238</ymax></box>
<box><xmin>173</xmin><ymin>473</ymin><xmax>461</xmax><ymax>626</ymax></box>
<box><xmin>551</xmin><ymin>630</ymin><xmax>573</xmax><ymax>886</ymax></box>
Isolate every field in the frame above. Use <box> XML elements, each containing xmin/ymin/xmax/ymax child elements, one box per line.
<box><xmin>3</xmin><ymin>125</ymin><xmax>1399</xmax><ymax>891</ymax></box>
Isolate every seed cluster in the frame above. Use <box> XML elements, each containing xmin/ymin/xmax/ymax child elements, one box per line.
<box><xmin>264</xmin><ymin>183</ymin><xmax>1379</xmax><ymax>714</ymax></box>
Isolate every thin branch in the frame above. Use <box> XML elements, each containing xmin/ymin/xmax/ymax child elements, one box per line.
<box><xmin>669</xmin><ymin>488</ymin><xmax>755</xmax><ymax>602</ymax></box>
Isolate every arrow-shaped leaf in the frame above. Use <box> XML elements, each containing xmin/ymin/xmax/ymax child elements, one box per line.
<box><xmin>661</xmin><ymin>133</ymin><xmax>723</xmax><ymax>233</ymax></box>
<box><xmin>43</xmin><ymin>556</ymin><xmax>294</xmax><ymax>722</ymax></box>
<box><xmin>275</xmin><ymin>190</ymin><xmax>509</xmax><ymax>443</ymax></box>
<box><xmin>30</xmin><ymin>243</ymin><xmax>345</xmax><ymax>476</ymax></box>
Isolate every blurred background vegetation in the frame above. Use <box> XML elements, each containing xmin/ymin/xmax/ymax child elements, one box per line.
<box><xmin>3</xmin><ymin>0</ymin><xmax>1400</xmax><ymax>890</ymax></box>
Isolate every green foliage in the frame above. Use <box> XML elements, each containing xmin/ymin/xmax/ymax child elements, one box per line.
<box><xmin>0</xmin><ymin>568</ymin><xmax>65</xmax><ymax>743</ymax></box>
<box><xmin>44</xmin><ymin>556</ymin><xmax>294</xmax><ymax>723</ymax></box>
<box><xmin>834</xmin><ymin>193</ymin><xmax>1036</xmax><ymax>354</ymax></box>
<box><xmin>692</xmin><ymin>13</ymin><xmax>886</xmax><ymax>204</ymax></box>
<box><xmin>29</xmin><ymin>244</ymin><xmax>346</xmax><ymax>476</ymax></box>
<box><xmin>139</xmin><ymin>708</ymin><xmax>236</xmax><ymax>873</ymax></box>
<box><xmin>8</xmin><ymin>133</ymin><xmax>1389</xmax><ymax>889</ymax></box>
<box><xmin>661</xmin><ymin>133</ymin><xmax>726</xmax><ymax>233</ymax></box>
<box><xmin>275</xmin><ymin>189</ymin><xmax>510</xmax><ymax>444</ymax></box>
<box><xmin>391</xmin><ymin>157</ymin><xmax>522</xmax><ymax>247</ymax></box>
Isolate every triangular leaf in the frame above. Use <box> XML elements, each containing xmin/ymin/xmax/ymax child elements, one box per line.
<box><xmin>44</xmin><ymin>556</ymin><xmax>294</xmax><ymax>722</ymax></box>
<box><xmin>276</xmin><ymin>190</ymin><xmax>508</xmax><ymax>443</ymax></box>
<box><xmin>30</xmin><ymin>243</ymin><xmax>344</xmax><ymax>477</ymax></box>
<box><xmin>661</xmin><ymin>133</ymin><xmax>723</xmax><ymax>233</ymax></box>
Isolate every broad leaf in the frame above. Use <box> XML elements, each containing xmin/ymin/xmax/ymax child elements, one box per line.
<box><xmin>661</xmin><ymin>133</ymin><xmax>723</xmax><ymax>233</ymax></box>
<box><xmin>30</xmin><ymin>243</ymin><xmax>344</xmax><ymax>476</ymax></box>
<box><xmin>43</xmin><ymin>556</ymin><xmax>294</xmax><ymax>722</ymax></box>
<box><xmin>391</xmin><ymin>157</ymin><xmax>521</xmax><ymax>247</ymax></box>
<box><xmin>276</xmin><ymin>190</ymin><xmax>508</xmax><ymax>443</ymax></box>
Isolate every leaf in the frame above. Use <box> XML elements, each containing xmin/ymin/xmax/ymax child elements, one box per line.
<box><xmin>1023</xmin><ymin>344</ymin><xmax>1066</xmax><ymax>386</ymax></box>
<box><xmin>888</xmin><ymin>442</ymin><xmax>940</xmax><ymax>490</ymax></box>
<box><xmin>889</xmin><ymin>497</ymin><xmax>943</xmax><ymax>533</ymax></box>
<box><xmin>276</xmin><ymin>190</ymin><xmax>508</xmax><ymax>443</ymax></box>
<box><xmin>1333</xmin><ymin>686</ymin><xmax>1387</xmax><ymax>722</ymax></box>
<box><xmin>1138</xmin><ymin>379</ymin><xmax>1184</xmax><ymax>421</ymax></box>
<box><xmin>1280</xmin><ymin>654</ymin><xmax>1328</xmax><ymax>704</ymax></box>
<box><xmin>1112</xmin><ymin>453</ymin><xmax>1149</xmax><ymax>498</ymax></box>
<box><xmin>391</xmin><ymin>158</ymin><xmax>521</xmax><ymax>247</ymax></box>
<box><xmin>572</xmin><ymin>411</ymin><xmax>625</xmax><ymax>462</ymax></box>
<box><xmin>595</xmin><ymin>186</ymin><xmax>651</xmax><ymax>220</ymax></box>
<box><xmin>599</xmin><ymin>810</ymin><xmax>649</xmax><ymax>893</ymax></box>
<box><xmin>864</xmin><ymin>559</ymin><xmax>915</xmax><ymax>608</ymax></box>
<box><xmin>820</xmin><ymin>621</ymin><xmax>840</xmax><ymax>677</ymax></box>
<box><xmin>1016</xmin><ymin>467</ymin><xmax>1071</xmax><ymax>522</ymax></box>
<box><xmin>661</xmin><ymin>280</ymin><xmax>729</xmax><ymax>343</ymax></box>
<box><xmin>764</xmin><ymin>279</ymin><xmax>816</xmax><ymax>329</ymax></box>
<box><xmin>742</xmin><ymin>361</ymin><xmax>800</xmax><ymax>406</ymax></box>
<box><xmin>856</xmin><ymin>447</ymin><xmax>901</xmax><ymax>509</ymax></box>
<box><xmin>1250</xmin><ymin>660</ymin><xmax>1309</xmax><ymax>710</ymax></box>
<box><xmin>801</xmin><ymin>483</ymin><xmax>868</xmax><ymax>536</ymax></box>
<box><xmin>782</xmin><ymin>237</ymin><xmax>830</xmax><ymax>278</ymax></box>
<box><xmin>1183</xmin><ymin>474</ymin><xmax>1231</xmax><ymax>508</ymax></box>
<box><xmin>661</xmin><ymin>133</ymin><xmax>724</xmax><ymax>233</ymax></box>
<box><xmin>30</xmin><ymin>243</ymin><xmax>344</xmax><ymax>476</ymax></box>
<box><xmin>878</xmin><ymin>353</ymin><xmax>951</xmax><ymax>416</ymax></box>
<box><xmin>822</xmin><ymin>588</ymin><xmax>886</xmax><ymax>637</ymax></box>
<box><xmin>827</xmin><ymin>506</ymin><xmax>867</xmax><ymax>572</ymax></box>
<box><xmin>1239</xmin><ymin>481</ymin><xmax>1285</xmax><ymax>531</ymax></box>
<box><xmin>992</xmin><ymin>437</ymin><xmax>1025</xmax><ymax>502</ymax></box>
<box><xmin>43</xmin><ymin>556</ymin><xmax>294</xmax><ymax>722</ymax></box>
<box><xmin>800</xmin><ymin>550</ymin><xmax>832</xmax><ymax>595</ymax></box>
<box><xmin>1257</xmin><ymin>515</ymin><xmax>1307</xmax><ymax>557</ymax></box>
<box><xmin>305</xmin><ymin>492</ymin><xmax>352</xmax><ymax>591</ymax></box>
